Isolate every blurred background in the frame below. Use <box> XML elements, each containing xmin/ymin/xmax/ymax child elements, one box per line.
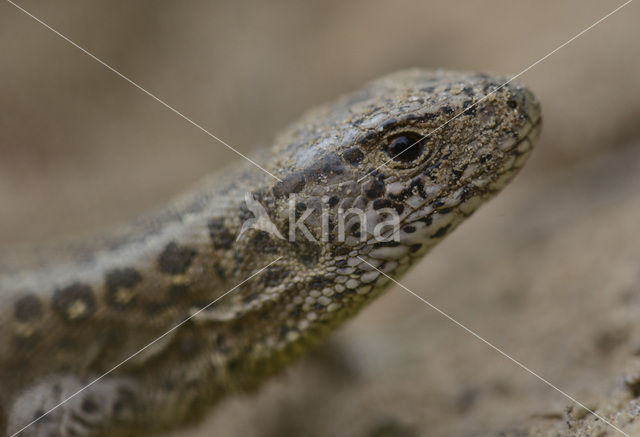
<box><xmin>1</xmin><ymin>1</ymin><xmax>639</xmax><ymax>435</ymax></box>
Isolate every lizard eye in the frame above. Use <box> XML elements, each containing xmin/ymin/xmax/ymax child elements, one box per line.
<box><xmin>385</xmin><ymin>133</ymin><xmax>426</xmax><ymax>162</ymax></box>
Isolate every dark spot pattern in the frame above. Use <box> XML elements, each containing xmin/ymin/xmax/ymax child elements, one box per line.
<box><xmin>410</xmin><ymin>243</ymin><xmax>423</xmax><ymax>252</ymax></box>
<box><xmin>418</xmin><ymin>112</ymin><xmax>437</xmax><ymax>121</ymax></box>
<box><xmin>295</xmin><ymin>202</ymin><xmax>307</xmax><ymax>220</ymax></box>
<box><xmin>263</xmin><ymin>266</ymin><xmax>289</xmax><ymax>287</ymax></box>
<box><xmin>158</xmin><ymin>242</ymin><xmax>197</xmax><ymax>275</ymax></box>
<box><xmin>208</xmin><ymin>218</ymin><xmax>234</xmax><ymax>250</ymax></box>
<box><xmin>419</xmin><ymin>216</ymin><xmax>433</xmax><ymax>226</ymax></box>
<box><xmin>373</xmin><ymin>241</ymin><xmax>400</xmax><ymax>248</ymax></box>
<box><xmin>343</xmin><ymin>147</ymin><xmax>364</xmax><ymax>166</ymax></box>
<box><xmin>52</xmin><ymin>283</ymin><xmax>96</xmax><ymax>322</ymax></box>
<box><xmin>143</xmin><ymin>283</ymin><xmax>190</xmax><ymax>315</ymax></box>
<box><xmin>463</xmin><ymin>99</ymin><xmax>476</xmax><ymax>115</ymax></box>
<box><xmin>380</xmin><ymin>118</ymin><xmax>397</xmax><ymax>130</ymax></box>
<box><xmin>372</xmin><ymin>198</ymin><xmax>404</xmax><ymax>214</ymax></box>
<box><xmin>350</xmin><ymin>222</ymin><xmax>361</xmax><ymax>237</ymax></box>
<box><xmin>310</xmin><ymin>275</ymin><xmax>333</xmax><ymax>290</ymax></box>
<box><xmin>293</xmin><ymin>240</ymin><xmax>321</xmax><ymax>268</ymax></box>
<box><xmin>249</xmin><ymin>230</ymin><xmax>281</xmax><ymax>254</ymax></box>
<box><xmin>81</xmin><ymin>396</ymin><xmax>99</xmax><ymax>414</ymax></box>
<box><xmin>440</xmin><ymin>105</ymin><xmax>454</xmax><ymax>115</ymax></box>
<box><xmin>213</xmin><ymin>262</ymin><xmax>227</xmax><ymax>280</ymax></box>
<box><xmin>431</xmin><ymin>224</ymin><xmax>452</xmax><ymax>239</ymax></box>
<box><xmin>272</xmin><ymin>172</ymin><xmax>305</xmax><ymax>197</ymax></box>
<box><xmin>452</xmin><ymin>163</ymin><xmax>467</xmax><ymax>179</ymax></box>
<box><xmin>327</xmin><ymin>196</ymin><xmax>339</xmax><ymax>207</ymax></box>
<box><xmin>479</xmin><ymin>154</ymin><xmax>492</xmax><ymax>163</ymax></box>
<box><xmin>333</xmin><ymin>246</ymin><xmax>350</xmax><ymax>257</ymax></box>
<box><xmin>179</xmin><ymin>330</ymin><xmax>203</xmax><ymax>356</ymax></box>
<box><xmin>364</xmin><ymin>179</ymin><xmax>385</xmax><ymax>199</ymax></box>
<box><xmin>14</xmin><ymin>294</ymin><xmax>43</xmax><ymax>322</ymax></box>
<box><xmin>410</xmin><ymin>177</ymin><xmax>428</xmax><ymax>199</ymax></box>
<box><xmin>304</xmin><ymin>153</ymin><xmax>345</xmax><ymax>179</ymax></box>
<box><xmin>105</xmin><ymin>268</ymin><xmax>142</xmax><ymax>310</ymax></box>
<box><xmin>113</xmin><ymin>386</ymin><xmax>136</xmax><ymax>418</ymax></box>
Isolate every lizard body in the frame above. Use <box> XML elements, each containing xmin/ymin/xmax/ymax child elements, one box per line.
<box><xmin>0</xmin><ymin>69</ymin><xmax>541</xmax><ymax>436</ymax></box>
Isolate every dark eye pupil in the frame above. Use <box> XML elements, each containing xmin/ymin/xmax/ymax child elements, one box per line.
<box><xmin>386</xmin><ymin>134</ymin><xmax>425</xmax><ymax>162</ymax></box>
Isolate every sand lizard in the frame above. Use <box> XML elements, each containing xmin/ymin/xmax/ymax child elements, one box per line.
<box><xmin>0</xmin><ymin>69</ymin><xmax>541</xmax><ymax>436</ymax></box>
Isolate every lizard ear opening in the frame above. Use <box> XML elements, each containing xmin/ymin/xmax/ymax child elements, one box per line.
<box><xmin>384</xmin><ymin>133</ymin><xmax>427</xmax><ymax>163</ymax></box>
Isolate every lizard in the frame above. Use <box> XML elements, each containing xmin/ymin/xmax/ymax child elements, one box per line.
<box><xmin>0</xmin><ymin>69</ymin><xmax>541</xmax><ymax>437</ymax></box>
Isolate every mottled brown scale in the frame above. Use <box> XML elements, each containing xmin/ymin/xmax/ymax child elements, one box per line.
<box><xmin>157</xmin><ymin>242</ymin><xmax>197</xmax><ymax>275</ymax></box>
<box><xmin>14</xmin><ymin>295</ymin><xmax>43</xmax><ymax>322</ymax></box>
<box><xmin>52</xmin><ymin>283</ymin><xmax>97</xmax><ymax>323</ymax></box>
<box><xmin>0</xmin><ymin>69</ymin><xmax>541</xmax><ymax>437</ymax></box>
<box><xmin>105</xmin><ymin>268</ymin><xmax>142</xmax><ymax>310</ymax></box>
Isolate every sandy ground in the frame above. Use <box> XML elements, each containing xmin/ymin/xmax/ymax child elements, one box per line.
<box><xmin>1</xmin><ymin>1</ymin><xmax>639</xmax><ymax>436</ymax></box>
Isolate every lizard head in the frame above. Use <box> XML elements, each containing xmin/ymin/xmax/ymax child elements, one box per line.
<box><xmin>266</xmin><ymin>69</ymin><xmax>541</xmax><ymax>270</ymax></box>
<box><xmin>221</xmin><ymin>69</ymin><xmax>541</xmax><ymax>368</ymax></box>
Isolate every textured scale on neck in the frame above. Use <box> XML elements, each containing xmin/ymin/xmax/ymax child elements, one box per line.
<box><xmin>0</xmin><ymin>69</ymin><xmax>541</xmax><ymax>436</ymax></box>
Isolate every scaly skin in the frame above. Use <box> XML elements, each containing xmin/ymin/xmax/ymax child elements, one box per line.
<box><xmin>0</xmin><ymin>69</ymin><xmax>541</xmax><ymax>436</ymax></box>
